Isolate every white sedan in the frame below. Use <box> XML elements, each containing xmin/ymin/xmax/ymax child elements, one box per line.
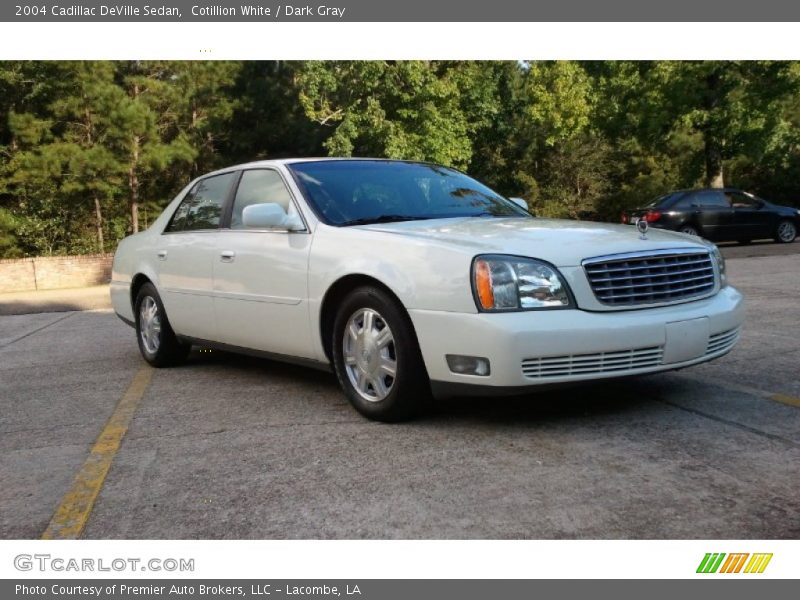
<box><xmin>111</xmin><ymin>159</ymin><xmax>744</xmax><ymax>421</ymax></box>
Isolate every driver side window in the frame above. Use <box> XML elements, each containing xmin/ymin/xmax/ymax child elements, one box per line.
<box><xmin>728</xmin><ymin>192</ymin><xmax>760</xmax><ymax>209</ymax></box>
<box><xmin>230</xmin><ymin>169</ymin><xmax>298</xmax><ymax>229</ymax></box>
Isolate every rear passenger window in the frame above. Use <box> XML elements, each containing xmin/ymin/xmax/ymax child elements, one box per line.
<box><xmin>230</xmin><ymin>169</ymin><xmax>299</xmax><ymax>229</ymax></box>
<box><xmin>166</xmin><ymin>172</ymin><xmax>235</xmax><ymax>232</ymax></box>
<box><xmin>692</xmin><ymin>191</ymin><xmax>731</xmax><ymax>209</ymax></box>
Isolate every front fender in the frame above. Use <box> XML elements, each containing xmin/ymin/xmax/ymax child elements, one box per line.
<box><xmin>307</xmin><ymin>224</ymin><xmax>478</xmax><ymax>360</ymax></box>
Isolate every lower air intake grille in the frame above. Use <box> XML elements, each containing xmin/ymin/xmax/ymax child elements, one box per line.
<box><xmin>521</xmin><ymin>346</ymin><xmax>664</xmax><ymax>379</ymax></box>
<box><xmin>706</xmin><ymin>327</ymin><xmax>740</xmax><ymax>355</ymax></box>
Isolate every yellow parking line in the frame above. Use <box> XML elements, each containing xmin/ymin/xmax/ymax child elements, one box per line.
<box><xmin>770</xmin><ymin>393</ymin><xmax>800</xmax><ymax>408</ymax></box>
<box><xmin>41</xmin><ymin>366</ymin><xmax>153</xmax><ymax>540</ymax></box>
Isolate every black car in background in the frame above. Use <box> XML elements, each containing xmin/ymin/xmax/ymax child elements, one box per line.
<box><xmin>622</xmin><ymin>188</ymin><xmax>800</xmax><ymax>244</ymax></box>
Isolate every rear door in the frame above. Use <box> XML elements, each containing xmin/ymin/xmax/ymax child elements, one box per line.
<box><xmin>212</xmin><ymin>168</ymin><xmax>315</xmax><ymax>359</ymax></box>
<box><xmin>156</xmin><ymin>171</ymin><xmax>237</xmax><ymax>341</ymax></box>
<box><xmin>690</xmin><ymin>190</ymin><xmax>735</xmax><ymax>240</ymax></box>
<box><xmin>727</xmin><ymin>191</ymin><xmax>772</xmax><ymax>239</ymax></box>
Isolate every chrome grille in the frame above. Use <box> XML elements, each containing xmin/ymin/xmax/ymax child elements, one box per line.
<box><xmin>583</xmin><ymin>249</ymin><xmax>715</xmax><ymax>307</ymax></box>
<box><xmin>706</xmin><ymin>327</ymin><xmax>740</xmax><ymax>356</ymax></box>
<box><xmin>521</xmin><ymin>346</ymin><xmax>664</xmax><ymax>379</ymax></box>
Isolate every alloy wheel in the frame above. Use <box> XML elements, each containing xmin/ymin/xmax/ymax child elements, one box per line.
<box><xmin>342</xmin><ymin>308</ymin><xmax>397</xmax><ymax>402</ymax></box>
<box><xmin>778</xmin><ymin>221</ymin><xmax>796</xmax><ymax>242</ymax></box>
<box><xmin>139</xmin><ymin>296</ymin><xmax>162</xmax><ymax>354</ymax></box>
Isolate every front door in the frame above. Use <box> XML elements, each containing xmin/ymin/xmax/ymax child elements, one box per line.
<box><xmin>727</xmin><ymin>191</ymin><xmax>772</xmax><ymax>240</ymax></box>
<box><xmin>690</xmin><ymin>190</ymin><xmax>735</xmax><ymax>240</ymax></box>
<box><xmin>212</xmin><ymin>168</ymin><xmax>315</xmax><ymax>359</ymax></box>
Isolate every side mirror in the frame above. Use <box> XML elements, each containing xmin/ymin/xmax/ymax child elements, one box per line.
<box><xmin>242</xmin><ymin>203</ymin><xmax>303</xmax><ymax>231</ymax></box>
<box><xmin>509</xmin><ymin>197</ymin><xmax>529</xmax><ymax>211</ymax></box>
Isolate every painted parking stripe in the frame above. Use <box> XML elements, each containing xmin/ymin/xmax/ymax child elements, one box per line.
<box><xmin>41</xmin><ymin>366</ymin><xmax>153</xmax><ymax>539</ymax></box>
<box><xmin>770</xmin><ymin>393</ymin><xmax>800</xmax><ymax>408</ymax></box>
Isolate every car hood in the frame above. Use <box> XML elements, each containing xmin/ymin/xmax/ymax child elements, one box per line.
<box><xmin>359</xmin><ymin>217</ymin><xmax>711</xmax><ymax>266</ymax></box>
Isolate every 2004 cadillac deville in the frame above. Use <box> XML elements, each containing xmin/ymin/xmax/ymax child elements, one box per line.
<box><xmin>111</xmin><ymin>159</ymin><xmax>744</xmax><ymax>421</ymax></box>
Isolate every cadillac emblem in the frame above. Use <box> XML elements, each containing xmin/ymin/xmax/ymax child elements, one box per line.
<box><xmin>635</xmin><ymin>218</ymin><xmax>649</xmax><ymax>240</ymax></box>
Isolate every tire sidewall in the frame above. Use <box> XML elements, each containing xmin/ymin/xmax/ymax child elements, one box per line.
<box><xmin>680</xmin><ymin>224</ymin><xmax>699</xmax><ymax>236</ymax></box>
<box><xmin>332</xmin><ymin>286</ymin><xmax>428</xmax><ymax>422</ymax></box>
<box><xmin>135</xmin><ymin>283</ymin><xmax>186</xmax><ymax>367</ymax></box>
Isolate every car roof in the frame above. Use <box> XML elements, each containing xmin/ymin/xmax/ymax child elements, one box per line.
<box><xmin>199</xmin><ymin>157</ymin><xmax>439</xmax><ymax>179</ymax></box>
<box><xmin>665</xmin><ymin>187</ymin><xmax>751</xmax><ymax>195</ymax></box>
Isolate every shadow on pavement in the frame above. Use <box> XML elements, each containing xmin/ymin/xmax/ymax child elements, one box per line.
<box><xmin>177</xmin><ymin>345</ymin><xmax>648</xmax><ymax>425</ymax></box>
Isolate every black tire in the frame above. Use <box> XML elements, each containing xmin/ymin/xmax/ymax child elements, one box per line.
<box><xmin>331</xmin><ymin>285</ymin><xmax>430</xmax><ymax>422</ymax></box>
<box><xmin>134</xmin><ymin>282</ymin><xmax>191</xmax><ymax>367</ymax></box>
<box><xmin>775</xmin><ymin>219</ymin><xmax>797</xmax><ymax>243</ymax></box>
<box><xmin>679</xmin><ymin>223</ymin><xmax>700</xmax><ymax>236</ymax></box>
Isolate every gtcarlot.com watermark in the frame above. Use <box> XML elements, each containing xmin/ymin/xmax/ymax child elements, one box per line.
<box><xmin>14</xmin><ymin>554</ymin><xmax>195</xmax><ymax>573</ymax></box>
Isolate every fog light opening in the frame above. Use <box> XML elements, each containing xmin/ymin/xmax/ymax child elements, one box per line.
<box><xmin>446</xmin><ymin>355</ymin><xmax>491</xmax><ymax>376</ymax></box>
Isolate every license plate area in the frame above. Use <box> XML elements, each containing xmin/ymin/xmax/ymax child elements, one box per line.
<box><xmin>663</xmin><ymin>318</ymin><xmax>709</xmax><ymax>364</ymax></box>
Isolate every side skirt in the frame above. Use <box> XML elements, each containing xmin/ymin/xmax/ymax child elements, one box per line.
<box><xmin>175</xmin><ymin>335</ymin><xmax>333</xmax><ymax>373</ymax></box>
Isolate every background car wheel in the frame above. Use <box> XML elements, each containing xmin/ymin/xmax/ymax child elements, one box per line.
<box><xmin>679</xmin><ymin>224</ymin><xmax>700</xmax><ymax>236</ymax></box>
<box><xmin>775</xmin><ymin>219</ymin><xmax>797</xmax><ymax>243</ymax></box>
<box><xmin>135</xmin><ymin>282</ymin><xmax>191</xmax><ymax>367</ymax></box>
<box><xmin>332</xmin><ymin>286</ymin><xmax>430</xmax><ymax>422</ymax></box>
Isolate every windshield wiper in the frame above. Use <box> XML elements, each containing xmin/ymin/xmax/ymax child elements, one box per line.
<box><xmin>338</xmin><ymin>215</ymin><xmax>432</xmax><ymax>227</ymax></box>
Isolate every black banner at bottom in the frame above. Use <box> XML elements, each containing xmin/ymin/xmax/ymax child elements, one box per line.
<box><xmin>2</xmin><ymin>580</ymin><xmax>795</xmax><ymax>600</ymax></box>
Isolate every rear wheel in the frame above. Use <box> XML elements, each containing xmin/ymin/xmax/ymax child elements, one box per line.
<box><xmin>775</xmin><ymin>219</ymin><xmax>797</xmax><ymax>243</ymax></box>
<box><xmin>135</xmin><ymin>282</ymin><xmax>190</xmax><ymax>367</ymax></box>
<box><xmin>679</xmin><ymin>224</ymin><xmax>700</xmax><ymax>236</ymax></box>
<box><xmin>332</xmin><ymin>286</ymin><xmax>430</xmax><ymax>422</ymax></box>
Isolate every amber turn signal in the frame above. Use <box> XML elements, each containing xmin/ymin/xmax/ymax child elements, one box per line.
<box><xmin>474</xmin><ymin>259</ymin><xmax>495</xmax><ymax>310</ymax></box>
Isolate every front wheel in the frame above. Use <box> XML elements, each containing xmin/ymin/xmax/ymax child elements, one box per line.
<box><xmin>775</xmin><ymin>219</ymin><xmax>797</xmax><ymax>243</ymax></box>
<box><xmin>135</xmin><ymin>282</ymin><xmax>191</xmax><ymax>367</ymax></box>
<box><xmin>332</xmin><ymin>286</ymin><xmax>430</xmax><ymax>422</ymax></box>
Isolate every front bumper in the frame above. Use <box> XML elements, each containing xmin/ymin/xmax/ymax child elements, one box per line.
<box><xmin>409</xmin><ymin>285</ymin><xmax>744</xmax><ymax>396</ymax></box>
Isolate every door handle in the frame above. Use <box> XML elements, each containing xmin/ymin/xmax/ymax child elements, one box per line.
<box><xmin>157</xmin><ymin>250</ymin><xmax>168</xmax><ymax>260</ymax></box>
<box><xmin>220</xmin><ymin>250</ymin><xmax>236</xmax><ymax>262</ymax></box>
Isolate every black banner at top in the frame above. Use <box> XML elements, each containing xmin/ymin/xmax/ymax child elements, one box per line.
<box><xmin>4</xmin><ymin>0</ymin><xmax>800</xmax><ymax>22</ymax></box>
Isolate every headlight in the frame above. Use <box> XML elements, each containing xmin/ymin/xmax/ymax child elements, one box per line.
<box><xmin>472</xmin><ymin>255</ymin><xmax>571</xmax><ymax>311</ymax></box>
<box><xmin>710</xmin><ymin>245</ymin><xmax>727</xmax><ymax>287</ymax></box>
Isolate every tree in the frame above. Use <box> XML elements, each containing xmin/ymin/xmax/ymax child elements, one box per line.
<box><xmin>112</xmin><ymin>61</ymin><xmax>195</xmax><ymax>233</ymax></box>
<box><xmin>48</xmin><ymin>61</ymin><xmax>128</xmax><ymax>251</ymax></box>
<box><xmin>625</xmin><ymin>61</ymin><xmax>799</xmax><ymax>188</ymax></box>
<box><xmin>297</xmin><ymin>61</ymin><xmax>474</xmax><ymax>167</ymax></box>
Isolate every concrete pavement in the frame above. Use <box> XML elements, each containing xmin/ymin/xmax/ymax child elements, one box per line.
<box><xmin>0</xmin><ymin>252</ymin><xmax>798</xmax><ymax>539</ymax></box>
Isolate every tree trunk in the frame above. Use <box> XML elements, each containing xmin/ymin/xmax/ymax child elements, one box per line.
<box><xmin>129</xmin><ymin>80</ymin><xmax>141</xmax><ymax>234</ymax></box>
<box><xmin>704</xmin><ymin>134</ymin><xmax>724</xmax><ymax>188</ymax></box>
<box><xmin>129</xmin><ymin>135</ymin><xmax>140</xmax><ymax>233</ymax></box>
<box><xmin>94</xmin><ymin>195</ymin><xmax>105</xmax><ymax>253</ymax></box>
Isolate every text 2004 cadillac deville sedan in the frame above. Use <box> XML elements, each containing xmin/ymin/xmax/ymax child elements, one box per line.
<box><xmin>111</xmin><ymin>159</ymin><xmax>744</xmax><ymax>421</ymax></box>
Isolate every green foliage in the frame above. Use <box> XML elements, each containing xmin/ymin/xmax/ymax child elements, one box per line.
<box><xmin>0</xmin><ymin>207</ymin><xmax>19</xmax><ymax>257</ymax></box>
<box><xmin>2</xmin><ymin>60</ymin><xmax>800</xmax><ymax>258</ymax></box>
<box><xmin>297</xmin><ymin>61</ymin><xmax>475</xmax><ymax>167</ymax></box>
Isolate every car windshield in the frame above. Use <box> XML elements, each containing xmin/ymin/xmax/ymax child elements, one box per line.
<box><xmin>288</xmin><ymin>160</ymin><xmax>530</xmax><ymax>226</ymax></box>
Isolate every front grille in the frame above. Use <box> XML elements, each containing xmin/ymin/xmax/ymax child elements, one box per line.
<box><xmin>583</xmin><ymin>250</ymin><xmax>716</xmax><ymax>307</ymax></box>
<box><xmin>521</xmin><ymin>346</ymin><xmax>664</xmax><ymax>379</ymax></box>
<box><xmin>706</xmin><ymin>327</ymin><xmax>740</xmax><ymax>355</ymax></box>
